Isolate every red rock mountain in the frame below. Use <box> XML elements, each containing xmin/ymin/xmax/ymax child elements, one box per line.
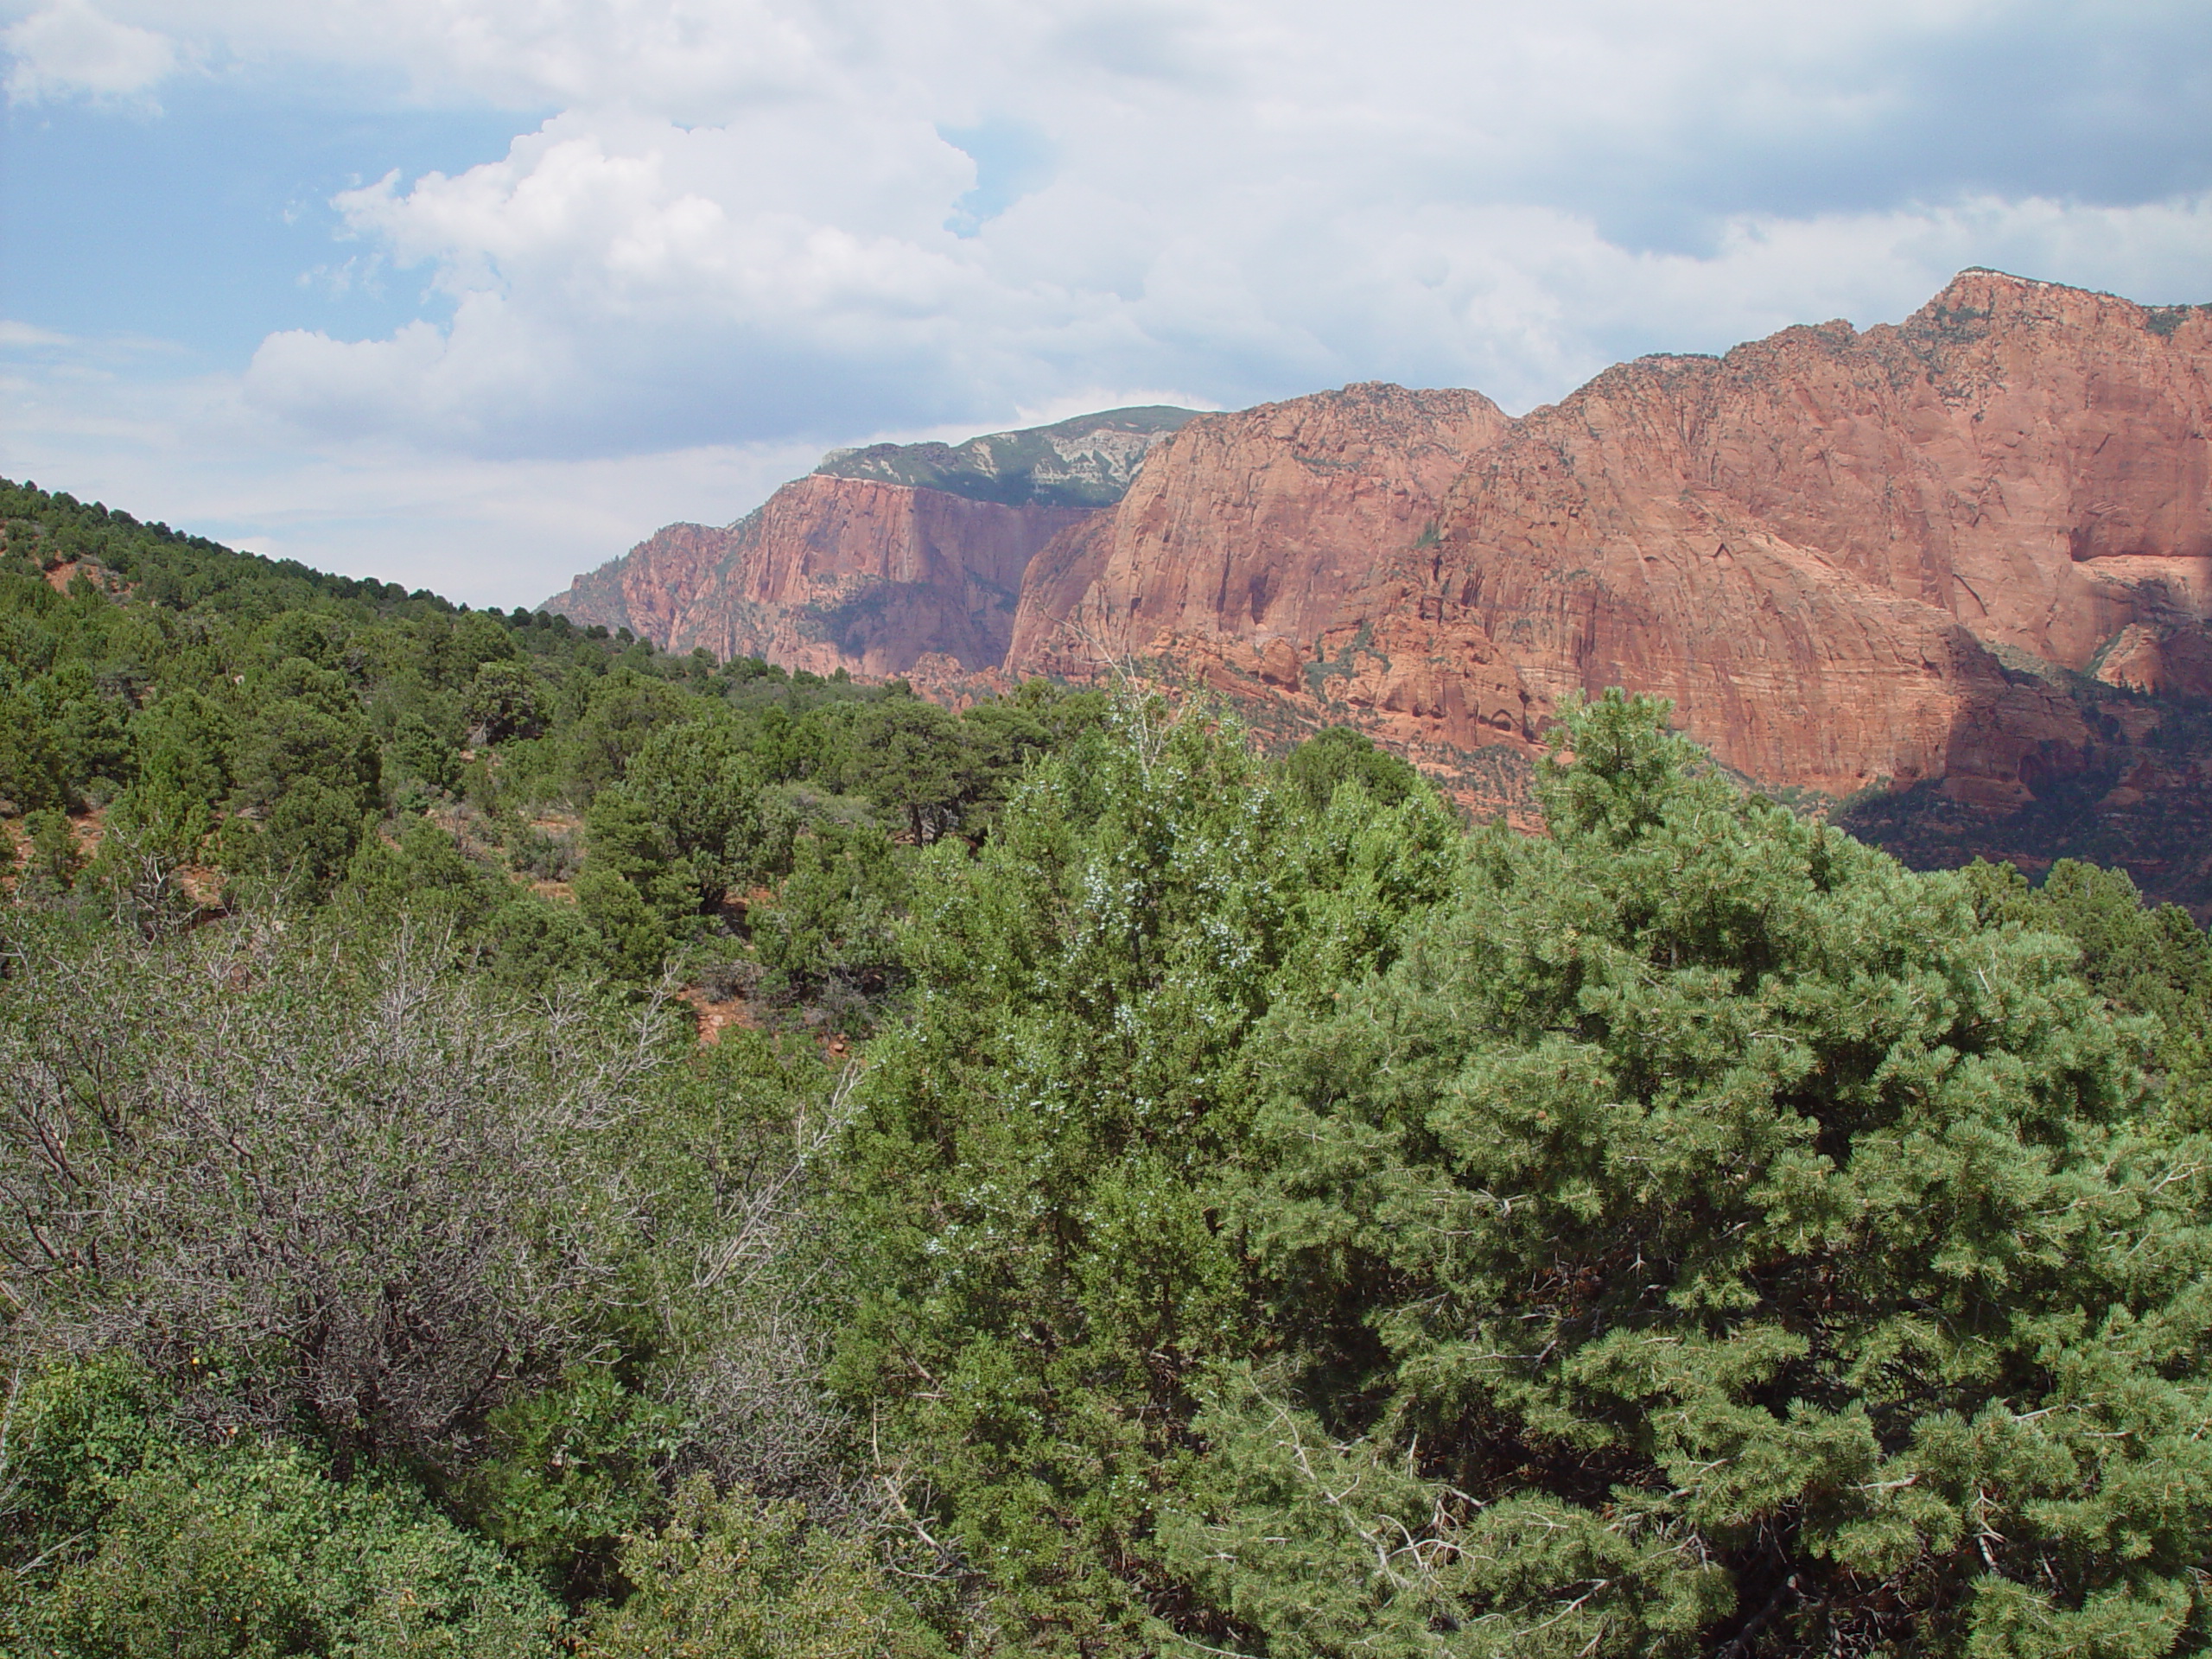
<box><xmin>548</xmin><ymin>271</ymin><xmax>2212</xmax><ymax>900</ymax></box>
<box><xmin>1009</xmin><ymin>384</ymin><xmax>1510</xmax><ymax>686</ymax></box>
<box><xmin>1013</xmin><ymin>272</ymin><xmax>2212</xmax><ymax>806</ymax></box>
<box><xmin>545</xmin><ymin>480</ymin><xmax>1090</xmax><ymax>678</ymax></box>
<box><xmin>544</xmin><ymin>407</ymin><xmax>1193</xmax><ymax>678</ymax></box>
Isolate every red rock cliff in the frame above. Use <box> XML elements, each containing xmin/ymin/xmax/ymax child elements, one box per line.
<box><xmin>1009</xmin><ymin>383</ymin><xmax>1510</xmax><ymax>683</ymax></box>
<box><xmin>669</xmin><ymin>476</ymin><xmax>1093</xmax><ymax>678</ymax></box>
<box><xmin>544</xmin><ymin>476</ymin><xmax>1096</xmax><ymax>678</ymax></box>
<box><xmin>545</xmin><ymin>521</ymin><xmax>733</xmax><ymax>641</ymax></box>
<box><xmin>1010</xmin><ymin>272</ymin><xmax>2212</xmax><ymax>808</ymax></box>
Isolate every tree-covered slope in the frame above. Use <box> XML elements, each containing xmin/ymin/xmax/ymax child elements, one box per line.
<box><xmin>1</xmin><ymin>472</ymin><xmax>2209</xmax><ymax>1657</ymax></box>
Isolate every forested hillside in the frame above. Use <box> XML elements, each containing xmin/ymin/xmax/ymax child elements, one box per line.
<box><xmin>3</xmin><ymin>474</ymin><xmax>2211</xmax><ymax>1657</ymax></box>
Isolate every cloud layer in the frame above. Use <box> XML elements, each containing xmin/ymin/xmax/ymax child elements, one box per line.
<box><xmin>3</xmin><ymin>0</ymin><xmax>174</xmax><ymax>103</ymax></box>
<box><xmin>4</xmin><ymin>0</ymin><xmax>2211</xmax><ymax>601</ymax></box>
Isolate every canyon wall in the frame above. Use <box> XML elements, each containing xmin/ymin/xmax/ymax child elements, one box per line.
<box><xmin>549</xmin><ymin>271</ymin><xmax>2212</xmax><ymax>895</ymax></box>
<box><xmin>1009</xmin><ymin>270</ymin><xmax>2212</xmax><ymax>809</ymax></box>
<box><xmin>1008</xmin><ymin>383</ymin><xmax>1509</xmax><ymax>683</ymax></box>
<box><xmin>541</xmin><ymin>410</ymin><xmax>1199</xmax><ymax>677</ymax></box>
<box><xmin>667</xmin><ymin>478</ymin><xmax>1092</xmax><ymax>677</ymax></box>
<box><xmin>549</xmin><ymin>520</ymin><xmax>734</xmax><ymax>645</ymax></box>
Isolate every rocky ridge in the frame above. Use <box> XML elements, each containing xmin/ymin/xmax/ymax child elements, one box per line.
<box><xmin>817</xmin><ymin>405</ymin><xmax>1196</xmax><ymax>509</ymax></box>
<box><xmin>543</xmin><ymin>410</ymin><xmax>1195</xmax><ymax>677</ymax></box>
<box><xmin>548</xmin><ymin>272</ymin><xmax>2212</xmax><ymax>904</ymax></box>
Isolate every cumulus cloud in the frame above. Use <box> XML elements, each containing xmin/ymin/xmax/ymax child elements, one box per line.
<box><xmin>208</xmin><ymin>0</ymin><xmax>2212</xmax><ymax>453</ymax></box>
<box><xmin>0</xmin><ymin>334</ymin><xmax>825</xmax><ymax>604</ymax></box>
<box><xmin>3</xmin><ymin>0</ymin><xmax>177</xmax><ymax>104</ymax></box>
<box><xmin>237</xmin><ymin>99</ymin><xmax>2212</xmax><ymax>459</ymax></box>
<box><xmin>13</xmin><ymin>0</ymin><xmax>2212</xmax><ymax>597</ymax></box>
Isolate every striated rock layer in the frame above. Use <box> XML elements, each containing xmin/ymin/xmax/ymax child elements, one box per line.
<box><xmin>1013</xmin><ymin>270</ymin><xmax>2212</xmax><ymax>818</ymax></box>
<box><xmin>548</xmin><ymin>270</ymin><xmax>2212</xmax><ymax>899</ymax></box>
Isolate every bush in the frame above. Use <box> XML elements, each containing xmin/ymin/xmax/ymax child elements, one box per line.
<box><xmin>1281</xmin><ymin>722</ymin><xmax>1423</xmax><ymax>813</ymax></box>
<box><xmin>1183</xmin><ymin>693</ymin><xmax>2212</xmax><ymax>1657</ymax></box>
<box><xmin>506</xmin><ymin>822</ymin><xmax>581</xmax><ymax>882</ymax></box>
<box><xmin>226</xmin><ymin>776</ymin><xmax>371</xmax><ymax>896</ymax></box>
<box><xmin>1</xmin><ymin>1360</ymin><xmax>562</xmax><ymax>1658</ymax></box>
<box><xmin>467</xmin><ymin>659</ymin><xmax>547</xmax><ymax>745</ymax></box>
<box><xmin>17</xmin><ymin>807</ymin><xmax>80</xmax><ymax>893</ymax></box>
<box><xmin>576</xmin><ymin>1478</ymin><xmax>941</xmax><ymax>1659</ymax></box>
<box><xmin>751</xmin><ymin>822</ymin><xmax>905</xmax><ymax>1007</ymax></box>
<box><xmin>0</xmin><ymin>913</ymin><xmax>654</xmax><ymax>1469</ymax></box>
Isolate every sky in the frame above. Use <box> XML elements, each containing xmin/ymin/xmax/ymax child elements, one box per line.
<box><xmin>2</xmin><ymin>1</ymin><xmax>2208</xmax><ymax>607</ymax></box>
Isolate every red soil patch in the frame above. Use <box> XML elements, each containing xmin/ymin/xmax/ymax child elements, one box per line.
<box><xmin>679</xmin><ymin>985</ymin><xmax>760</xmax><ymax>1045</ymax></box>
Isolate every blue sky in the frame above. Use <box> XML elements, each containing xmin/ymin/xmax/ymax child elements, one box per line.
<box><xmin>3</xmin><ymin>0</ymin><xmax>2209</xmax><ymax>606</ymax></box>
<box><xmin>4</xmin><ymin>79</ymin><xmax>534</xmax><ymax>355</ymax></box>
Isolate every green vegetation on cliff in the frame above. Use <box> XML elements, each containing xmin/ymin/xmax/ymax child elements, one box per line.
<box><xmin>814</xmin><ymin>406</ymin><xmax>1197</xmax><ymax>508</ymax></box>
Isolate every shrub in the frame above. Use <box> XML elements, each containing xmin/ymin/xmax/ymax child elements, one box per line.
<box><xmin>0</xmin><ymin>914</ymin><xmax>653</xmax><ymax>1469</ymax></box>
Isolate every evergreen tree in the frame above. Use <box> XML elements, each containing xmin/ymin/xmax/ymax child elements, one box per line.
<box><xmin>1174</xmin><ymin>693</ymin><xmax>2212</xmax><ymax>1657</ymax></box>
<box><xmin>836</xmin><ymin>698</ymin><xmax>1462</xmax><ymax>1650</ymax></box>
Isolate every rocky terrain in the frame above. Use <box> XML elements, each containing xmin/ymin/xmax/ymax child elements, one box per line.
<box><xmin>543</xmin><ymin>408</ymin><xmax>1195</xmax><ymax>677</ymax></box>
<box><xmin>815</xmin><ymin>404</ymin><xmax>1194</xmax><ymax>508</ymax></box>
<box><xmin>549</xmin><ymin>271</ymin><xmax>2212</xmax><ymax>904</ymax></box>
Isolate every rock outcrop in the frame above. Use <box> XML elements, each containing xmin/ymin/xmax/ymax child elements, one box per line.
<box><xmin>543</xmin><ymin>408</ymin><xmax>1196</xmax><ymax>677</ymax></box>
<box><xmin>1011</xmin><ymin>271</ymin><xmax>2212</xmax><ymax>814</ymax></box>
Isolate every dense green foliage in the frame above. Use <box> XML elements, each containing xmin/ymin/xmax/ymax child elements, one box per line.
<box><xmin>0</xmin><ymin>476</ymin><xmax>1095</xmax><ymax>975</ymax></box>
<box><xmin>1</xmin><ymin>476</ymin><xmax>2209</xmax><ymax>1656</ymax></box>
<box><xmin>3</xmin><ymin>1362</ymin><xmax>561</xmax><ymax>1657</ymax></box>
<box><xmin>1198</xmin><ymin>705</ymin><xmax>2212</xmax><ymax>1657</ymax></box>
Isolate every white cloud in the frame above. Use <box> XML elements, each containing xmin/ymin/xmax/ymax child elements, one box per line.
<box><xmin>0</xmin><ymin>340</ymin><xmax>826</xmax><ymax>605</ymax></box>
<box><xmin>3</xmin><ymin>0</ymin><xmax>176</xmax><ymax>104</ymax></box>
<box><xmin>187</xmin><ymin>0</ymin><xmax>2209</xmax><ymax>456</ymax></box>
<box><xmin>7</xmin><ymin>0</ymin><xmax>2211</xmax><ymax>599</ymax></box>
<box><xmin>240</xmin><ymin>96</ymin><xmax>2212</xmax><ymax>454</ymax></box>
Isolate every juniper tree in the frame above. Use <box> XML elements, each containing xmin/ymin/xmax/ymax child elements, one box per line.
<box><xmin>836</xmin><ymin>698</ymin><xmax>1463</xmax><ymax>1651</ymax></box>
<box><xmin>1174</xmin><ymin>693</ymin><xmax>2212</xmax><ymax>1658</ymax></box>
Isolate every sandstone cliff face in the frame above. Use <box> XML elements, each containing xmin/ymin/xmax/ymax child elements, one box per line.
<box><xmin>1011</xmin><ymin>272</ymin><xmax>2212</xmax><ymax>812</ymax></box>
<box><xmin>546</xmin><ymin>521</ymin><xmax>734</xmax><ymax>641</ymax></box>
<box><xmin>545</xmin><ymin>476</ymin><xmax>1096</xmax><ymax>678</ymax></box>
<box><xmin>663</xmin><ymin>477</ymin><xmax>1094</xmax><ymax>677</ymax></box>
<box><xmin>541</xmin><ymin>410</ymin><xmax>1192</xmax><ymax>677</ymax></box>
<box><xmin>1009</xmin><ymin>382</ymin><xmax>1510</xmax><ymax>682</ymax></box>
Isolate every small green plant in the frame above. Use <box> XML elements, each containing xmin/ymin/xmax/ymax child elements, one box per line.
<box><xmin>506</xmin><ymin>821</ymin><xmax>581</xmax><ymax>882</ymax></box>
<box><xmin>2144</xmin><ymin>303</ymin><xmax>2207</xmax><ymax>339</ymax></box>
<box><xmin>19</xmin><ymin>808</ymin><xmax>79</xmax><ymax>893</ymax></box>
